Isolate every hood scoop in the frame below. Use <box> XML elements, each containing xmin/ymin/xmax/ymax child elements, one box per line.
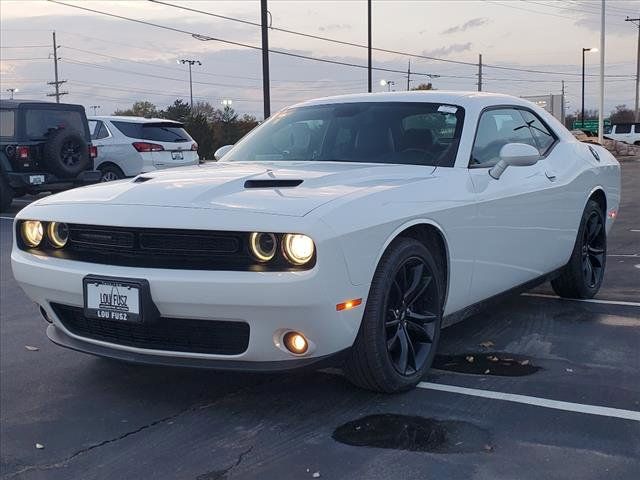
<box><xmin>244</xmin><ymin>179</ymin><xmax>303</xmax><ymax>189</ymax></box>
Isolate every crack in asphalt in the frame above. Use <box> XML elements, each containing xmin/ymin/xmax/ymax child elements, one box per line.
<box><xmin>4</xmin><ymin>390</ymin><xmax>255</xmax><ymax>479</ymax></box>
<box><xmin>195</xmin><ymin>446</ymin><xmax>254</xmax><ymax>480</ymax></box>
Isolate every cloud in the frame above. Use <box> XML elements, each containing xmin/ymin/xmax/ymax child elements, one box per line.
<box><xmin>441</xmin><ymin>17</ymin><xmax>490</xmax><ymax>35</ymax></box>
<box><xmin>318</xmin><ymin>23</ymin><xmax>352</xmax><ymax>32</ymax></box>
<box><xmin>422</xmin><ymin>42</ymin><xmax>473</xmax><ymax>57</ymax></box>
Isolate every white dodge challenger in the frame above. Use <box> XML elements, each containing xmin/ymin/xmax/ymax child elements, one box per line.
<box><xmin>12</xmin><ymin>92</ymin><xmax>620</xmax><ymax>392</ymax></box>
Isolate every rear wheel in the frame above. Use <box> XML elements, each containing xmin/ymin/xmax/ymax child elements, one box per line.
<box><xmin>551</xmin><ymin>200</ymin><xmax>606</xmax><ymax>299</ymax></box>
<box><xmin>344</xmin><ymin>238</ymin><xmax>443</xmax><ymax>393</ymax></box>
<box><xmin>99</xmin><ymin>164</ymin><xmax>124</xmax><ymax>182</ymax></box>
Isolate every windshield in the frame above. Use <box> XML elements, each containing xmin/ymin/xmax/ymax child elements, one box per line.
<box><xmin>224</xmin><ymin>102</ymin><xmax>465</xmax><ymax>167</ymax></box>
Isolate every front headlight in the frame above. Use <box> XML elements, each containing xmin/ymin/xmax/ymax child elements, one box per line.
<box><xmin>21</xmin><ymin>220</ymin><xmax>44</xmax><ymax>247</ymax></box>
<box><xmin>249</xmin><ymin>232</ymin><xmax>277</xmax><ymax>262</ymax></box>
<box><xmin>47</xmin><ymin>222</ymin><xmax>69</xmax><ymax>248</ymax></box>
<box><xmin>282</xmin><ymin>234</ymin><xmax>315</xmax><ymax>265</ymax></box>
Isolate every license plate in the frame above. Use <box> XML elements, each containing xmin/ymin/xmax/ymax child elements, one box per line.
<box><xmin>29</xmin><ymin>175</ymin><xmax>45</xmax><ymax>185</ymax></box>
<box><xmin>171</xmin><ymin>151</ymin><xmax>184</xmax><ymax>160</ymax></box>
<box><xmin>84</xmin><ymin>278</ymin><xmax>141</xmax><ymax>322</ymax></box>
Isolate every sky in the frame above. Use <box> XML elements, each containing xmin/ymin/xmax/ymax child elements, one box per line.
<box><xmin>1</xmin><ymin>0</ymin><xmax>638</xmax><ymax>120</ymax></box>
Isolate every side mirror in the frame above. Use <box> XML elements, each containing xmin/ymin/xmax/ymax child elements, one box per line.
<box><xmin>489</xmin><ymin>143</ymin><xmax>541</xmax><ymax>179</ymax></box>
<box><xmin>214</xmin><ymin>144</ymin><xmax>233</xmax><ymax>161</ymax></box>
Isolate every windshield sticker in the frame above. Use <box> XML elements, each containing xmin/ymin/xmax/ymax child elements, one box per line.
<box><xmin>438</xmin><ymin>105</ymin><xmax>458</xmax><ymax>114</ymax></box>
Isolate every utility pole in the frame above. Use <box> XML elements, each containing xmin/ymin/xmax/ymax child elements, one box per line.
<box><xmin>178</xmin><ymin>59</ymin><xmax>201</xmax><ymax>109</ymax></box>
<box><xmin>477</xmin><ymin>54</ymin><xmax>483</xmax><ymax>92</ymax></box>
<box><xmin>367</xmin><ymin>0</ymin><xmax>372</xmax><ymax>93</ymax></box>
<box><xmin>598</xmin><ymin>0</ymin><xmax>605</xmax><ymax>144</ymax></box>
<box><xmin>406</xmin><ymin>59</ymin><xmax>411</xmax><ymax>91</ymax></box>
<box><xmin>561</xmin><ymin>80</ymin><xmax>566</xmax><ymax>126</ymax></box>
<box><xmin>47</xmin><ymin>31</ymin><xmax>67</xmax><ymax>103</ymax></box>
<box><xmin>626</xmin><ymin>16</ymin><xmax>640</xmax><ymax>122</ymax></box>
<box><xmin>260</xmin><ymin>0</ymin><xmax>271</xmax><ymax>119</ymax></box>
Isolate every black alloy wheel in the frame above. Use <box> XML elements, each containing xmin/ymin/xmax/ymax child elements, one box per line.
<box><xmin>581</xmin><ymin>211</ymin><xmax>605</xmax><ymax>288</ymax></box>
<box><xmin>385</xmin><ymin>257</ymin><xmax>439</xmax><ymax>376</ymax></box>
<box><xmin>551</xmin><ymin>199</ymin><xmax>607</xmax><ymax>299</ymax></box>
<box><xmin>61</xmin><ymin>139</ymin><xmax>82</xmax><ymax>167</ymax></box>
<box><xmin>344</xmin><ymin>237</ymin><xmax>444</xmax><ymax>393</ymax></box>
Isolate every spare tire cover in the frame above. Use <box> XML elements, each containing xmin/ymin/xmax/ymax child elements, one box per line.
<box><xmin>43</xmin><ymin>129</ymin><xmax>90</xmax><ymax>178</ymax></box>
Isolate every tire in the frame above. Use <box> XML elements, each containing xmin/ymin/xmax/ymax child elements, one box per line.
<box><xmin>551</xmin><ymin>200</ymin><xmax>606</xmax><ymax>299</ymax></box>
<box><xmin>0</xmin><ymin>173</ymin><xmax>14</xmax><ymax>212</ymax></box>
<box><xmin>99</xmin><ymin>164</ymin><xmax>125</xmax><ymax>182</ymax></box>
<box><xmin>344</xmin><ymin>237</ymin><xmax>444</xmax><ymax>393</ymax></box>
<box><xmin>43</xmin><ymin>129</ymin><xmax>90</xmax><ymax>178</ymax></box>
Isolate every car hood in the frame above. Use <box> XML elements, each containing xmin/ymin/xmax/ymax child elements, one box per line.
<box><xmin>36</xmin><ymin>161</ymin><xmax>436</xmax><ymax>217</ymax></box>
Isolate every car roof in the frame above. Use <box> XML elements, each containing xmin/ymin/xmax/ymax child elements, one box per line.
<box><xmin>0</xmin><ymin>99</ymin><xmax>85</xmax><ymax>109</ymax></box>
<box><xmin>89</xmin><ymin>115</ymin><xmax>182</xmax><ymax>124</ymax></box>
<box><xmin>291</xmin><ymin>90</ymin><xmax>538</xmax><ymax>110</ymax></box>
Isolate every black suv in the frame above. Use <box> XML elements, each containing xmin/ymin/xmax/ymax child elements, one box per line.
<box><xmin>0</xmin><ymin>99</ymin><xmax>101</xmax><ymax>211</ymax></box>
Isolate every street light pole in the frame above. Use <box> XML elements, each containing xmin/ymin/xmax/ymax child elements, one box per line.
<box><xmin>626</xmin><ymin>16</ymin><xmax>640</xmax><ymax>122</ymax></box>
<box><xmin>178</xmin><ymin>59</ymin><xmax>201</xmax><ymax>109</ymax></box>
<box><xmin>367</xmin><ymin>0</ymin><xmax>372</xmax><ymax>93</ymax></box>
<box><xmin>260</xmin><ymin>0</ymin><xmax>271</xmax><ymax>119</ymax></box>
<box><xmin>581</xmin><ymin>47</ymin><xmax>598</xmax><ymax>128</ymax></box>
<box><xmin>6</xmin><ymin>88</ymin><xmax>18</xmax><ymax>99</ymax></box>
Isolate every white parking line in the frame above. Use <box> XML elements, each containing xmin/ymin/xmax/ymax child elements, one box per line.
<box><xmin>608</xmin><ymin>254</ymin><xmax>639</xmax><ymax>257</ymax></box>
<box><xmin>522</xmin><ymin>293</ymin><xmax>640</xmax><ymax>307</ymax></box>
<box><xmin>0</xmin><ymin>216</ymin><xmax>15</xmax><ymax>221</ymax></box>
<box><xmin>417</xmin><ymin>382</ymin><xmax>640</xmax><ymax>421</ymax></box>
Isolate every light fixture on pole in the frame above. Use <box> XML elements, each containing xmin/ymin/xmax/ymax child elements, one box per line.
<box><xmin>380</xmin><ymin>79</ymin><xmax>395</xmax><ymax>92</ymax></box>
<box><xmin>581</xmin><ymin>47</ymin><xmax>598</xmax><ymax>128</ymax></box>
<box><xmin>90</xmin><ymin>105</ymin><xmax>101</xmax><ymax>116</ymax></box>
<box><xmin>6</xmin><ymin>88</ymin><xmax>18</xmax><ymax>99</ymax></box>
<box><xmin>177</xmin><ymin>59</ymin><xmax>202</xmax><ymax>109</ymax></box>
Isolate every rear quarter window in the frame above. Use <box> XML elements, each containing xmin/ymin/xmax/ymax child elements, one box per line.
<box><xmin>0</xmin><ymin>110</ymin><xmax>15</xmax><ymax>138</ymax></box>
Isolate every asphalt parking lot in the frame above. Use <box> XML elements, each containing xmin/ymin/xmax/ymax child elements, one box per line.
<box><xmin>1</xmin><ymin>161</ymin><xmax>638</xmax><ymax>480</ymax></box>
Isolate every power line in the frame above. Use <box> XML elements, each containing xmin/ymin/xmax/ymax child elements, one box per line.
<box><xmin>47</xmin><ymin>0</ymin><xmax>441</xmax><ymax>79</ymax></box>
<box><xmin>0</xmin><ymin>57</ymin><xmax>50</xmax><ymax>61</ymax></box>
<box><xmin>0</xmin><ymin>45</ymin><xmax>50</xmax><ymax>49</ymax></box>
<box><xmin>147</xmin><ymin>0</ymin><xmax>635</xmax><ymax>78</ymax></box>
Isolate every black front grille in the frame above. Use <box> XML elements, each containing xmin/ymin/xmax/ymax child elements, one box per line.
<box><xmin>21</xmin><ymin>224</ymin><xmax>314</xmax><ymax>271</ymax></box>
<box><xmin>51</xmin><ymin>303</ymin><xmax>250</xmax><ymax>355</ymax></box>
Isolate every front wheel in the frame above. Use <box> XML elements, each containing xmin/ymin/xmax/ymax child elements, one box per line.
<box><xmin>551</xmin><ymin>199</ymin><xmax>606</xmax><ymax>299</ymax></box>
<box><xmin>344</xmin><ymin>238</ymin><xmax>444</xmax><ymax>393</ymax></box>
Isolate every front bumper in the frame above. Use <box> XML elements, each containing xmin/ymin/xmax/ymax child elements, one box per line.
<box><xmin>12</xmin><ymin>248</ymin><xmax>369</xmax><ymax>366</ymax></box>
<box><xmin>8</xmin><ymin>170</ymin><xmax>102</xmax><ymax>192</ymax></box>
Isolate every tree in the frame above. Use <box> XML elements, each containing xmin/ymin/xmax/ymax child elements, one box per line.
<box><xmin>113</xmin><ymin>101</ymin><xmax>158</xmax><ymax>118</ymax></box>
<box><xmin>609</xmin><ymin>104</ymin><xmax>634</xmax><ymax>124</ymax></box>
<box><xmin>162</xmin><ymin>99</ymin><xmax>191</xmax><ymax>123</ymax></box>
<box><xmin>191</xmin><ymin>101</ymin><xmax>217</xmax><ymax>121</ymax></box>
<box><xmin>184</xmin><ymin>113</ymin><xmax>215</xmax><ymax>160</ymax></box>
<box><xmin>412</xmin><ymin>83</ymin><xmax>434</xmax><ymax>91</ymax></box>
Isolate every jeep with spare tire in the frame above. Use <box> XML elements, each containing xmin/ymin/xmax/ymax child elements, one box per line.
<box><xmin>0</xmin><ymin>99</ymin><xmax>101</xmax><ymax>211</ymax></box>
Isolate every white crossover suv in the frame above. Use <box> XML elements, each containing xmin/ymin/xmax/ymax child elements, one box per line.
<box><xmin>89</xmin><ymin>116</ymin><xmax>199</xmax><ymax>181</ymax></box>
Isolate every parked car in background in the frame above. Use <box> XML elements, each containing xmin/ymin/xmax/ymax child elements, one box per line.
<box><xmin>0</xmin><ymin>100</ymin><xmax>100</xmax><ymax>211</ymax></box>
<box><xmin>89</xmin><ymin>116</ymin><xmax>199</xmax><ymax>181</ymax></box>
<box><xmin>604</xmin><ymin>122</ymin><xmax>640</xmax><ymax>145</ymax></box>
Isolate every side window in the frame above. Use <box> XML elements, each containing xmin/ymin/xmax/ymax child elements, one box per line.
<box><xmin>471</xmin><ymin>108</ymin><xmax>536</xmax><ymax>165</ymax></box>
<box><xmin>0</xmin><ymin>110</ymin><xmax>15</xmax><ymax>138</ymax></box>
<box><xmin>615</xmin><ymin>124</ymin><xmax>631</xmax><ymax>134</ymax></box>
<box><xmin>633</xmin><ymin>123</ymin><xmax>640</xmax><ymax>133</ymax></box>
<box><xmin>520</xmin><ymin>110</ymin><xmax>556</xmax><ymax>155</ymax></box>
<box><xmin>95</xmin><ymin>121</ymin><xmax>110</xmax><ymax>140</ymax></box>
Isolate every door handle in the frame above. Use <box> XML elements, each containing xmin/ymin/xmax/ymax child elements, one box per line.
<box><xmin>545</xmin><ymin>170</ymin><xmax>557</xmax><ymax>181</ymax></box>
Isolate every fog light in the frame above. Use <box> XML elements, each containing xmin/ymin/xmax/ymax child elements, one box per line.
<box><xmin>21</xmin><ymin>220</ymin><xmax>43</xmax><ymax>247</ymax></box>
<box><xmin>283</xmin><ymin>331</ymin><xmax>308</xmax><ymax>354</ymax></box>
<box><xmin>249</xmin><ymin>232</ymin><xmax>277</xmax><ymax>262</ymax></box>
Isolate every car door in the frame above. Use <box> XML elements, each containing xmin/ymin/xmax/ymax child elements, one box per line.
<box><xmin>466</xmin><ymin>106</ymin><xmax>565</xmax><ymax>303</ymax></box>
